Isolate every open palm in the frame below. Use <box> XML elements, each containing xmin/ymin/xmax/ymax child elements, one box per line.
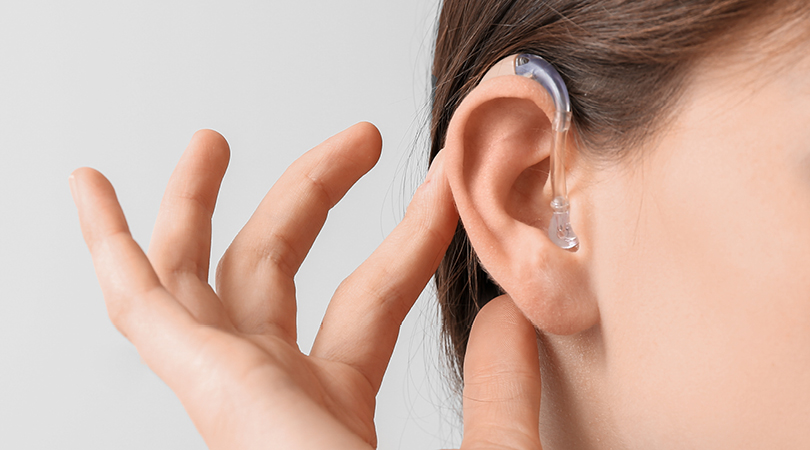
<box><xmin>71</xmin><ymin>123</ymin><xmax>545</xmax><ymax>449</ymax></box>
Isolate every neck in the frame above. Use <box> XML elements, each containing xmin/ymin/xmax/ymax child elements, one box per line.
<box><xmin>537</xmin><ymin>324</ymin><xmax>622</xmax><ymax>449</ymax></box>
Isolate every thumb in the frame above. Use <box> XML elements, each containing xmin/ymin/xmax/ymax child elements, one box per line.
<box><xmin>460</xmin><ymin>295</ymin><xmax>542</xmax><ymax>450</ymax></box>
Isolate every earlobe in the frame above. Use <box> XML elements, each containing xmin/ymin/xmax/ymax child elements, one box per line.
<box><xmin>443</xmin><ymin>74</ymin><xmax>599</xmax><ymax>335</ymax></box>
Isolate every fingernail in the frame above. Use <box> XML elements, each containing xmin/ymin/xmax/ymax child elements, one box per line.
<box><xmin>424</xmin><ymin>149</ymin><xmax>445</xmax><ymax>185</ymax></box>
<box><xmin>68</xmin><ymin>173</ymin><xmax>79</xmax><ymax>205</ymax></box>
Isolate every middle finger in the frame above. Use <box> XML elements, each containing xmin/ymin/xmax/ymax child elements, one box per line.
<box><xmin>216</xmin><ymin>122</ymin><xmax>382</xmax><ymax>339</ymax></box>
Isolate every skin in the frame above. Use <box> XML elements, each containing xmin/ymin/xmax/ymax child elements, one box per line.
<box><xmin>441</xmin><ymin>27</ymin><xmax>810</xmax><ymax>450</ymax></box>
<box><xmin>579</xmin><ymin>40</ymin><xmax>810</xmax><ymax>448</ymax></box>
<box><xmin>72</xmin><ymin>25</ymin><xmax>809</xmax><ymax>450</ymax></box>
<box><xmin>71</xmin><ymin>123</ymin><xmax>543</xmax><ymax>449</ymax></box>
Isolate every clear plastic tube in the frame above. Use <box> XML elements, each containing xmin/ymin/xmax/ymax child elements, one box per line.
<box><xmin>515</xmin><ymin>54</ymin><xmax>579</xmax><ymax>250</ymax></box>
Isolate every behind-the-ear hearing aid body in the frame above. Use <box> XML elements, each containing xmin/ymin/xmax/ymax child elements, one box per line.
<box><xmin>481</xmin><ymin>54</ymin><xmax>580</xmax><ymax>251</ymax></box>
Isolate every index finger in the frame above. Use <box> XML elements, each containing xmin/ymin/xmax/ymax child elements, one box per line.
<box><xmin>310</xmin><ymin>151</ymin><xmax>458</xmax><ymax>391</ymax></box>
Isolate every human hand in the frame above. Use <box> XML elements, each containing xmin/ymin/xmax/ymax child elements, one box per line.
<box><xmin>70</xmin><ymin>123</ymin><xmax>544</xmax><ymax>449</ymax></box>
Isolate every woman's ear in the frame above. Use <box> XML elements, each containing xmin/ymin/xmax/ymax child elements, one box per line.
<box><xmin>444</xmin><ymin>75</ymin><xmax>598</xmax><ymax>335</ymax></box>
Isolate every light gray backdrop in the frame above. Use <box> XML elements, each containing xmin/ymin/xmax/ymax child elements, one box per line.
<box><xmin>0</xmin><ymin>1</ymin><xmax>462</xmax><ymax>448</ymax></box>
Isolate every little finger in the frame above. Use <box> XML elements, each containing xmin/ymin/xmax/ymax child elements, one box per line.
<box><xmin>70</xmin><ymin>168</ymin><xmax>204</xmax><ymax>383</ymax></box>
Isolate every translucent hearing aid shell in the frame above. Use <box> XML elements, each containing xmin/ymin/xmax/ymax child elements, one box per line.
<box><xmin>481</xmin><ymin>54</ymin><xmax>580</xmax><ymax>251</ymax></box>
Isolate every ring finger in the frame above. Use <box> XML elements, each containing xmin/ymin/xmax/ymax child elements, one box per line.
<box><xmin>147</xmin><ymin>130</ymin><xmax>231</xmax><ymax>326</ymax></box>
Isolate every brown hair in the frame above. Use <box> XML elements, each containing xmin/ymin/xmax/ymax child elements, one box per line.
<box><xmin>429</xmin><ymin>0</ymin><xmax>810</xmax><ymax>385</ymax></box>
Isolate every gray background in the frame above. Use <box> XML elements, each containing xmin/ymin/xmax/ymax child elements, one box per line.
<box><xmin>0</xmin><ymin>1</ymin><xmax>462</xmax><ymax>448</ymax></box>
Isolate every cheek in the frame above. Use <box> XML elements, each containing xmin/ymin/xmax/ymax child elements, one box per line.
<box><xmin>795</xmin><ymin>114</ymin><xmax>810</xmax><ymax>188</ymax></box>
<box><xmin>599</xmin><ymin>103</ymin><xmax>810</xmax><ymax>446</ymax></box>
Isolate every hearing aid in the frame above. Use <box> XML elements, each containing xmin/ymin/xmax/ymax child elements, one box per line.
<box><xmin>481</xmin><ymin>53</ymin><xmax>580</xmax><ymax>251</ymax></box>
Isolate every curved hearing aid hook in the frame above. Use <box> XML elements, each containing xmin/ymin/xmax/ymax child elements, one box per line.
<box><xmin>481</xmin><ymin>54</ymin><xmax>580</xmax><ymax>251</ymax></box>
